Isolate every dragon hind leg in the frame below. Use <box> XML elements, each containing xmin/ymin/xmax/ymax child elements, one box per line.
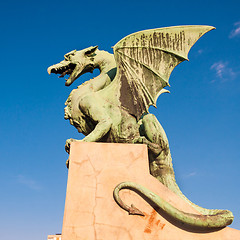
<box><xmin>140</xmin><ymin>114</ymin><xmax>231</xmax><ymax>216</ymax></box>
<box><xmin>140</xmin><ymin>114</ymin><xmax>175</xmax><ymax>181</ymax></box>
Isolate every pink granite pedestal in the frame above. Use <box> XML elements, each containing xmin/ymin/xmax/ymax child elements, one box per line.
<box><xmin>61</xmin><ymin>142</ymin><xmax>240</xmax><ymax>240</ymax></box>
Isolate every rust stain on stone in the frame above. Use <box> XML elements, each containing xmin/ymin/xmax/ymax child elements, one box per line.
<box><xmin>144</xmin><ymin>209</ymin><xmax>165</xmax><ymax>234</ymax></box>
<box><xmin>144</xmin><ymin>228</ymin><xmax>152</xmax><ymax>234</ymax></box>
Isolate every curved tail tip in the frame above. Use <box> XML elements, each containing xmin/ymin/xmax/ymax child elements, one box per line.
<box><xmin>129</xmin><ymin>204</ymin><xmax>145</xmax><ymax>216</ymax></box>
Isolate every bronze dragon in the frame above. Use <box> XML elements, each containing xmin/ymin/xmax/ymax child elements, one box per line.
<box><xmin>48</xmin><ymin>26</ymin><xmax>233</xmax><ymax>228</ymax></box>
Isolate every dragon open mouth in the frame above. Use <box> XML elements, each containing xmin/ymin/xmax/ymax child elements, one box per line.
<box><xmin>48</xmin><ymin>63</ymin><xmax>95</xmax><ymax>86</ymax></box>
<box><xmin>49</xmin><ymin>63</ymin><xmax>77</xmax><ymax>84</ymax></box>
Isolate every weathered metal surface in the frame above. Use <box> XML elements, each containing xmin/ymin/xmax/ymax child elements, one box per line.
<box><xmin>114</xmin><ymin>26</ymin><xmax>215</xmax><ymax>120</ymax></box>
<box><xmin>113</xmin><ymin>182</ymin><xmax>233</xmax><ymax>228</ymax></box>
<box><xmin>48</xmin><ymin>26</ymin><xmax>234</xmax><ymax>228</ymax></box>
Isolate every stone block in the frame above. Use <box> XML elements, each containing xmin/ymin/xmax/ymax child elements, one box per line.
<box><xmin>61</xmin><ymin>142</ymin><xmax>240</xmax><ymax>240</ymax></box>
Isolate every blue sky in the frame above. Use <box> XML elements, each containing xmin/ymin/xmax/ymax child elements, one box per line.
<box><xmin>1</xmin><ymin>0</ymin><xmax>240</xmax><ymax>239</ymax></box>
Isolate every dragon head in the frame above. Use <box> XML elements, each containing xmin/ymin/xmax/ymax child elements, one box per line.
<box><xmin>47</xmin><ymin>46</ymin><xmax>99</xmax><ymax>86</ymax></box>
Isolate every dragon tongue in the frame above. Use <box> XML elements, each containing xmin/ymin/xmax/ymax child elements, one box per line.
<box><xmin>59</xmin><ymin>70</ymin><xmax>68</xmax><ymax>78</ymax></box>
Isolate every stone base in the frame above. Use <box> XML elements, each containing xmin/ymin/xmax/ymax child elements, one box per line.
<box><xmin>61</xmin><ymin>142</ymin><xmax>240</xmax><ymax>240</ymax></box>
<box><xmin>47</xmin><ymin>235</ymin><xmax>61</xmax><ymax>240</ymax></box>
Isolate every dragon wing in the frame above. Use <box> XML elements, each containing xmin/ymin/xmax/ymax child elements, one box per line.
<box><xmin>113</xmin><ymin>25</ymin><xmax>215</xmax><ymax>120</ymax></box>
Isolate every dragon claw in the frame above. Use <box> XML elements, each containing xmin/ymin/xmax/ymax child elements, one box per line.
<box><xmin>65</xmin><ymin>138</ymin><xmax>77</xmax><ymax>153</ymax></box>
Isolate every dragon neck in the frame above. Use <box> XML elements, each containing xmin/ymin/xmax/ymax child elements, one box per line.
<box><xmin>93</xmin><ymin>50</ymin><xmax>116</xmax><ymax>74</ymax></box>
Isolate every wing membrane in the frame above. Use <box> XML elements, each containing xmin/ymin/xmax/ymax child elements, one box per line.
<box><xmin>113</xmin><ymin>25</ymin><xmax>215</xmax><ymax>120</ymax></box>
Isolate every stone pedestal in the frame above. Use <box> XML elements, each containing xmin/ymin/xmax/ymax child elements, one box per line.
<box><xmin>48</xmin><ymin>235</ymin><xmax>61</xmax><ymax>240</ymax></box>
<box><xmin>61</xmin><ymin>142</ymin><xmax>240</xmax><ymax>240</ymax></box>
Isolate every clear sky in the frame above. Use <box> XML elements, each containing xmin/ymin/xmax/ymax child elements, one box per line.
<box><xmin>1</xmin><ymin>0</ymin><xmax>240</xmax><ymax>239</ymax></box>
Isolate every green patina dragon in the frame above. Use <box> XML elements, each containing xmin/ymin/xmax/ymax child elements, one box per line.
<box><xmin>48</xmin><ymin>26</ymin><xmax>233</xmax><ymax>228</ymax></box>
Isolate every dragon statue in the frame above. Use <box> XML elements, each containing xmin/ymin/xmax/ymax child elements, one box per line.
<box><xmin>48</xmin><ymin>26</ymin><xmax>234</xmax><ymax>228</ymax></box>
